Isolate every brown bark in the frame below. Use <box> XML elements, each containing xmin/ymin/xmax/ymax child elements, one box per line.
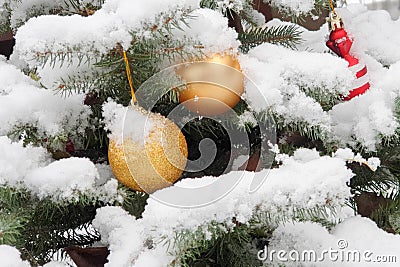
<box><xmin>239</xmin><ymin>149</ymin><xmax>261</xmax><ymax>172</ymax></box>
<box><xmin>227</xmin><ymin>9</ymin><xmax>244</xmax><ymax>33</ymax></box>
<box><xmin>0</xmin><ymin>31</ymin><xmax>15</xmax><ymax>59</ymax></box>
<box><xmin>252</xmin><ymin>0</ymin><xmax>273</xmax><ymax>22</ymax></box>
<box><xmin>354</xmin><ymin>192</ymin><xmax>391</xmax><ymax>218</ymax></box>
<box><xmin>65</xmin><ymin>246</ymin><xmax>110</xmax><ymax>267</ymax></box>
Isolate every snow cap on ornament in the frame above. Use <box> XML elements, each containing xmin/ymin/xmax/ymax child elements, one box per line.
<box><xmin>326</xmin><ymin>10</ymin><xmax>370</xmax><ymax>101</ymax></box>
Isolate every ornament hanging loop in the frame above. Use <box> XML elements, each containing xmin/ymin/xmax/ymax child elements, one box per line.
<box><xmin>328</xmin><ymin>12</ymin><xmax>343</xmax><ymax>31</ymax></box>
<box><xmin>326</xmin><ymin>0</ymin><xmax>344</xmax><ymax>31</ymax></box>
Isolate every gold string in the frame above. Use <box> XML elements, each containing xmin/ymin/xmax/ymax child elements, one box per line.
<box><xmin>123</xmin><ymin>50</ymin><xmax>137</xmax><ymax>104</ymax></box>
<box><xmin>327</xmin><ymin>0</ymin><xmax>336</xmax><ymax>13</ymax></box>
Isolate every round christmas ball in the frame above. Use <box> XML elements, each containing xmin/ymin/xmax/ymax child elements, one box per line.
<box><xmin>108</xmin><ymin>106</ymin><xmax>188</xmax><ymax>193</ymax></box>
<box><xmin>177</xmin><ymin>52</ymin><xmax>244</xmax><ymax>116</ymax></box>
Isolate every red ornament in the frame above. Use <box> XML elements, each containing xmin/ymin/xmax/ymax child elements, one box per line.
<box><xmin>326</xmin><ymin>13</ymin><xmax>370</xmax><ymax>101</ymax></box>
<box><xmin>66</xmin><ymin>139</ymin><xmax>75</xmax><ymax>154</ymax></box>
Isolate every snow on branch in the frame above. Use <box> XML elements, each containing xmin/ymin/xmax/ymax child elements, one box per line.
<box><xmin>93</xmin><ymin>148</ymin><xmax>354</xmax><ymax>266</ymax></box>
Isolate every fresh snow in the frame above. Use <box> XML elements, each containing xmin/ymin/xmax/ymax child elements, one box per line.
<box><xmin>0</xmin><ymin>58</ymin><xmax>90</xmax><ymax>142</ymax></box>
<box><xmin>329</xmin><ymin>88</ymin><xmax>398</xmax><ymax>149</ymax></box>
<box><xmin>337</xmin><ymin>4</ymin><xmax>400</xmax><ymax>66</ymax></box>
<box><xmin>172</xmin><ymin>8</ymin><xmax>240</xmax><ymax>54</ymax></box>
<box><xmin>0</xmin><ymin>136</ymin><xmax>119</xmax><ymax>202</ymax></box>
<box><xmin>8</xmin><ymin>0</ymin><xmax>68</xmax><ymax>30</ymax></box>
<box><xmin>102</xmin><ymin>100</ymin><xmax>155</xmax><ymax>145</ymax></box>
<box><xmin>25</xmin><ymin>157</ymin><xmax>117</xmax><ymax>201</ymax></box>
<box><xmin>0</xmin><ymin>136</ymin><xmax>51</xmax><ymax>186</ymax></box>
<box><xmin>93</xmin><ymin>149</ymin><xmax>354</xmax><ymax>266</ymax></box>
<box><xmin>0</xmin><ymin>244</ymin><xmax>68</xmax><ymax>267</ymax></box>
<box><xmin>0</xmin><ymin>245</ymin><xmax>30</xmax><ymax>267</ymax></box>
<box><xmin>271</xmin><ymin>0</ymin><xmax>315</xmax><ymax>17</ymax></box>
<box><xmin>13</xmin><ymin>0</ymin><xmax>201</xmax><ymax>57</ymax></box>
<box><xmin>239</xmin><ymin>43</ymin><xmax>353</xmax><ymax>129</ymax></box>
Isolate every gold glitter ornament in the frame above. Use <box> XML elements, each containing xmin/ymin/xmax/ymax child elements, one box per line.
<box><xmin>108</xmin><ymin>108</ymin><xmax>188</xmax><ymax>193</ymax></box>
<box><xmin>177</xmin><ymin>52</ymin><xmax>244</xmax><ymax>116</ymax></box>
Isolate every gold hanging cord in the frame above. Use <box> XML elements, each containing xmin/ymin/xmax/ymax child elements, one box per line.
<box><xmin>327</xmin><ymin>0</ymin><xmax>336</xmax><ymax>14</ymax></box>
<box><xmin>123</xmin><ymin>50</ymin><xmax>137</xmax><ymax>104</ymax></box>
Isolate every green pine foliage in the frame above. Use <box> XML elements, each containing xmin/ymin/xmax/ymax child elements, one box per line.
<box><xmin>172</xmin><ymin>222</ymin><xmax>261</xmax><ymax>267</ymax></box>
<box><xmin>0</xmin><ymin>185</ymin><xmax>148</xmax><ymax>265</ymax></box>
<box><xmin>239</xmin><ymin>25</ymin><xmax>303</xmax><ymax>53</ymax></box>
<box><xmin>0</xmin><ymin>3</ymin><xmax>11</xmax><ymax>36</ymax></box>
<box><xmin>346</xmin><ymin>98</ymin><xmax>400</xmax><ymax>235</ymax></box>
<box><xmin>0</xmin><ymin>187</ymin><xmax>100</xmax><ymax>265</ymax></box>
<box><xmin>0</xmin><ymin>0</ymin><xmax>104</xmax><ymax>33</ymax></box>
<box><xmin>350</xmin><ymin>142</ymin><xmax>400</xmax><ymax>227</ymax></box>
<box><xmin>170</xmin><ymin>205</ymin><xmax>336</xmax><ymax>267</ymax></box>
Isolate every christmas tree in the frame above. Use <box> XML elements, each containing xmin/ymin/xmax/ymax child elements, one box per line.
<box><xmin>1</xmin><ymin>0</ymin><xmax>400</xmax><ymax>266</ymax></box>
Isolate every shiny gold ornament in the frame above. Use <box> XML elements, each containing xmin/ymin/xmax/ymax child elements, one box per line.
<box><xmin>177</xmin><ymin>53</ymin><xmax>244</xmax><ymax>116</ymax></box>
<box><xmin>108</xmin><ymin>109</ymin><xmax>188</xmax><ymax>193</ymax></box>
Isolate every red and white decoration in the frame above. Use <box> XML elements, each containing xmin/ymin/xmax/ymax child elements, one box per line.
<box><xmin>326</xmin><ymin>13</ymin><xmax>370</xmax><ymax>101</ymax></box>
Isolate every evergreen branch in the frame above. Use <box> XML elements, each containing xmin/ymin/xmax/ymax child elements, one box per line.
<box><xmin>266</xmin><ymin>112</ymin><xmax>329</xmax><ymax>145</ymax></box>
<box><xmin>170</xmin><ymin>222</ymin><xmax>260</xmax><ymax>267</ymax></box>
<box><xmin>0</xmin><ymin>187</ymin><xmax>30</xmax><ymax>212</ymax></box>
<box><xmin>170</xmin><ymin>204</ymin><xmax>338</xmax><ymax>266</ymax></box>
<box><xmin>7</xmin><ymin>124</ymin><xmax>70</xmax><ymax>152</ymax></box>
<box><xmin>348</xmin><ymin>163</ymin><xmax>399</xmax><ymax>196</ymax></box>
<box><xmin>290</xmin><ymin>83</ymin><xmax>343</xmax><ymax>111</ymax></box>
<box><xmin>252</xmin><ymin>205</ymin><xmax>336</xmax><ymax>228</ymax></box>
<box><xmin>0</xmin><ymin>186</ymin><xmax>118</xmax><ymax>265</ymax></box>
<box><xmin>347</xmin><ymin>143</ymin><xmax>400</xmax><ymax>197</ymax></box>
<box><xmin>63</xmin><ymin>0</ymin><xmax>104</xmax><ymax>17</ymax></box>
<box><xmin>388</xmin><ymin>209</ymin><xmax>400</xmax><ymax>234</ymax></box>
<box><xmin>314</xmin><ymin>0</ymin><xmax>331</xmax><ymax>14</ymax></box>
<box><xmin>200</xmin><ymin>0</ymin><xmax>219</xmax><ymax>10</ymax></box>
<box><xmin>54</xmin><ymin>37</ymin><xmax>202</xmax><ymax>104</ymax></box>
<box><xmin>118</xmin><ymin>186</ymin><xmax>149</xmax><ymax>218</ymax></box>
<box><xmin>239</xmin><ymin>24</ymin><xmax>302</xmax><ymax>53</ymax></box>
<box><xmin>0</xmin><ymin>22</ymin><xmax>11</xmax><ymax>36</ymax></box>
<box><xmin>370</xmin><ymin>196</ymin><xmax>400</xmax><ymax>233</ymax></box>
<box><xmin>0</xmin><ymin>213</ymin><xmax>27</xmax><ymax>247</ymax></box>
<box><xmin>34</xmin><ymin>50</ymin><xmax>101</xmax><ymax>70</ymax></box>
<box><xmin>1</xmin><ymin>0</ymin><xmax>104</xmax><ymax>33</ymax></box>
<box><xmin>381</xmin><ymin>134</ymin><xmax>400</xmax><ymax>148</ymax></box>
<box><xmin>0</xmin><ymin>2</ymin><xmax>11</xmax><ymax>36</ymax></box>
<box><xmin>21</xmin><ymin>197</ymin><xmax>102</xmax><ymax>265</ymax></box>
<box><xmin>269</xmin><ymin>0</ymin><xmax>329</xmax><ymax>22</ymax></box>
<box><xmin>239</xmin><ymin>4</ymin><xmax>265</xmax><ymax>28</ymax></box>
